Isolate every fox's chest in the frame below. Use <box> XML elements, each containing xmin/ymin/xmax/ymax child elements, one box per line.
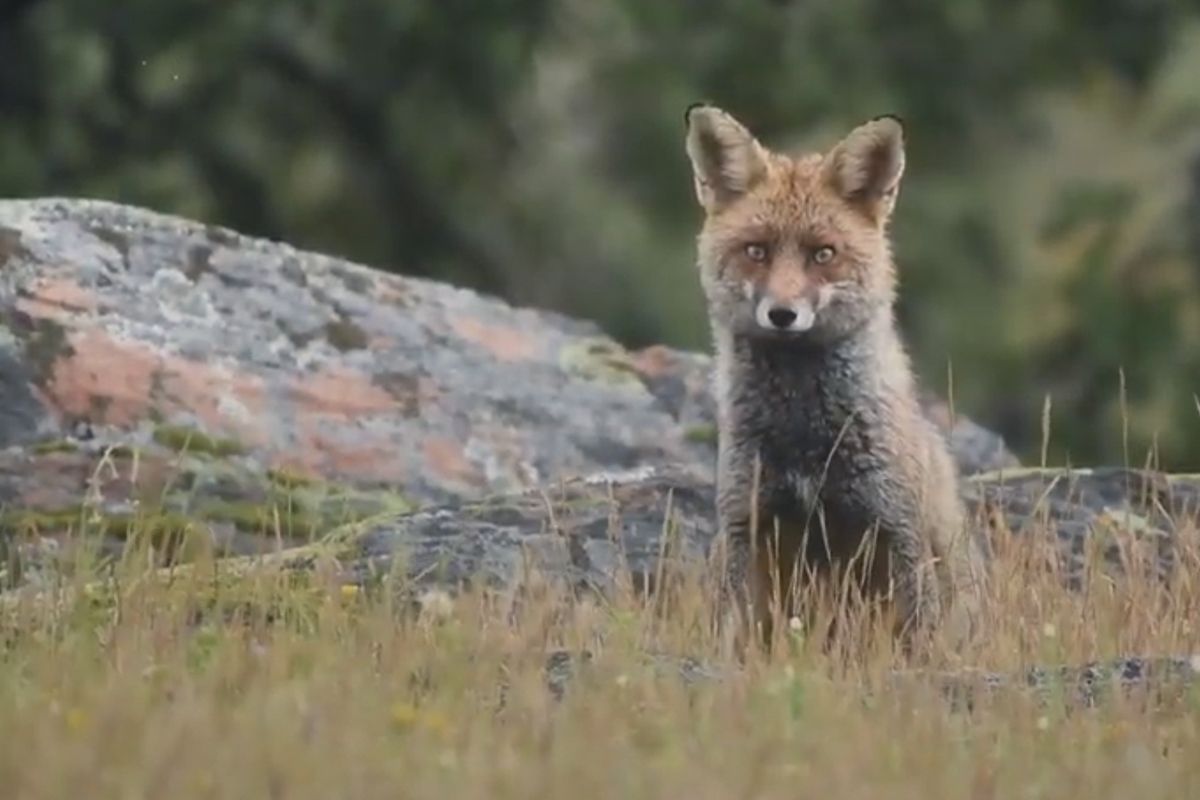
<box><xmin>751</xmin><ymin>407</ymin><xmax>860</xmax><ymax>495</ymax></box>
<box><xmin>746</xmin><ymin>417</ymin><xmax>885</xmax><ymax>554</ymax></box>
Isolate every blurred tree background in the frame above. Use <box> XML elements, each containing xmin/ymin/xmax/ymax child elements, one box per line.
<box><xmin>2</xmin><ymin>0</ymin><xmax>1199</xmax><ymax>468</ymax></box>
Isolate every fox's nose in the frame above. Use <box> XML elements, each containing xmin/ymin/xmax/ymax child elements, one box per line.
<box><xmin>755</xmin><ymin>297</ymin><xmax>815</xmax><ymax>332</ymax></box>
<box><xmin>766</xmin><ymin>307</ymin><xmax>797</xmax><ymax>329</ymax></box>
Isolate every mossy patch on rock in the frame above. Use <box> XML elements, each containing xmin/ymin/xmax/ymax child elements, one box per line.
<box><xmin>267</xmin><ymin>467</ymin><xmax>319</xmax><ymax>490</ymax></box>
<box><xmin>189</xmin><ymin>500</ymin><xmax>278</xmax><ymax>533</ymax></box>
<box><xmin>324</xmin><ymin>317</ymin><xmax>368</xmax><ymax>351</ymax></box>
<box><xmin>3</xmin><ymin>541</ymin><xmax>346</xmax><ymax>631</ymax></box>
<box><xmin>28</xmin><ymin>438</ymin><xmax>133</xmax><ymax>459</ymax></box>
<box><xmin>30</xmin><ymin>439</ymin><xmax>79</xmax><ymax>455</ymax></box>
<box><xmin>0</xmin><ymin>506</ymin><xmax>89</xmax><ymax>534</ymax></box>
<box><xmin>0</xmin><ymin>484</ymin><xmax>407</xmax><ymax>579</ymax></box>
<box><xmin>153</xmin><ymin>424</ymin><xmax>247</xmax><ymax>458</ymax></box>
<box><xmin>558</xmin><ymin>339</ymin><xmax>644</xmax><ymax>388</ymax></box>
<box><xmin>170</xmin><ymin>467</ymin><xmax>415</xmax><ymax>541</ymax></box>
<box><xmin>265</xmin><ymin>483</ymin><xmax>415</xmax><ymax>538</ymax></box>
<box><xmin>0</xmin><ymin>446</ymin><xmax>420</xmax><ymax>546</ymax></box>
<box><xmin>0</xmin><ymin>505</ymin><xmax>213</xmax><ymax>567</ymax></box>
<box><xmin>683</xmin><ymin>424</ymin><xmax>718</xmax><ymax>445</ymax></box>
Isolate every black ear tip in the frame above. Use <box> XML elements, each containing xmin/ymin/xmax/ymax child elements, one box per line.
<box><xmin>685</xmin><ymin>101</ymin><xmax>712</xmax><ymax>127</ymax></box>
<box><xmin>872</xmin><ymin>113</ymin><xmax>905</xmax><ymax>129</ymax></box>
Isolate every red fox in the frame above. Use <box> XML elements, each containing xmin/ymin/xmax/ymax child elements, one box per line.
<box><xmin>683</xmin><ymin>104</ymin><xmax>984</xmax><ymax>652</ymax></box>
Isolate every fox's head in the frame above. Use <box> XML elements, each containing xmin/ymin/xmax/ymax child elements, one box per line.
<box><xmin>684</xmin><ymin>104</ymin><xmax>904</xmax><ymax>344</ymax></box>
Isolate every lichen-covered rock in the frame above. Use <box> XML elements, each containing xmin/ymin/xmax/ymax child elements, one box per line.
<box><xmin>13</xmin><ymin>441</ymin><xmax>1178</xmax><ymax>600</ymax></box>
<box><xmin>962</xmin><ymin>466</ymin><xmax>1198</xmax><ymax>587</ymax></box>
<box><xmin>326</xmin><ymin>465</ymin><xmax>1197</xmax><ymax>598</ymax></box>
<box><xmin>542</xmin><ymin>649</ymin><xmax>1200</xmax><ymax>711</ymax></box>
<box><xmin>32</xmin><ymin>460</ymin><xmax>1162</xmax><ymax>604</ymax></box>
<box><xmin>0</xmin><ymin>197</ymin><xmax>1015</xmax><ymax>516</ymax></box>
<box><xmin>0</xmin><ymin>432</ymin><xmax>413</xmax><ymax>588</ymax></box>
<box><xmin>903</xmin><ymin>654</ymin><xmax>1200</xmax><ymax>711</ymax></box>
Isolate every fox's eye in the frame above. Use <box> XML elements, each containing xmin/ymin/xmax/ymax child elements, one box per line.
<box><xmin>812</xmin><ymin>245</ymin><xmax>836</xmax><ymax>265</ymax></box>
<box><xmin>744</xmin><ymin>243</ymin><xmax>768</xmax><ymax>262</ymax></box>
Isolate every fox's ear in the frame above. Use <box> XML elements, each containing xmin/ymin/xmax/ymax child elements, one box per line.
<box><xmin>824</xmin><ymin>115</ymin><xmax>906</xmax><ymax>224</ymax></box>
<box><xmin>684</xmin><ymin>104</ymin><xmax>769</xmax><ymax>213</ymax></box>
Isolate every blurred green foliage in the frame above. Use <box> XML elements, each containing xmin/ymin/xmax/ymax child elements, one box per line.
<box><xmin>2</xmin><ymin>0</ymin><xmax>1199</xmax><ymax>467</ymax></box>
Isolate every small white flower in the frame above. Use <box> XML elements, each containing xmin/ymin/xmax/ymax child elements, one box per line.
<box><xmin>1042</xmin><ymin>623</ymin><xmax>1057</xmax><ymax>639</ymax></box>
<box><xmin>1036</xmin><ymin>716</ymin><xmax>1050</xmax><ymax>731</ymax></box>
<box><xmin>788</xmin><ymin>616</ymin><xmax>804</xmax><ymax>633</ymax></box>
<box><xmin>418</xmin><ymin>589</ymin><xmax>455</xmax><ymax>622</ymax></box>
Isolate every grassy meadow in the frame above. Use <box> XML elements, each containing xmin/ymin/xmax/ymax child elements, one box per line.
<box><xmin>0</xmin><ymin>494</ymin><xmax>1198</xmax><ymax>800</ymax></box>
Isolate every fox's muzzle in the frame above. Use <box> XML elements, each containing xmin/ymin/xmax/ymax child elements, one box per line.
<box><xmin>755</xmin><ymin>295</ymin><xmax>815</xmax><ymax>333</ymax></box>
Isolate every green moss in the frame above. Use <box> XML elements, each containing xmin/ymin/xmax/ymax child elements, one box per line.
<box><xmin>0</xmin><ymin>506</ymin><xmax>210</xmax><ymax>564</ymax></box>
<box><xmin>31</xmin><ymin>439</ymin><xmax>79</xmax><ymax>455</ymax></box>
<box><xmin>31</xmin><ymin>438</ymin><xmax>136</xmax><ymax>459</ymax></box>
<box><xmin>318</xmin><ymin>488</ymin><xmax>414</xmax><ymax>522</ymax></box>
<box><xmin>97</xmin><ymin>511</ymin><xmax>194</xmax><ymax>540</ymax></box>
<box><xmin>264</xmin><ymin>470</ymin><xmax>415</xmax><ymax>536</ymax></box>
<box><xmin>195</xmin><ymin>498</ymin><xmax>338</xmax><ymax>539</ymax></box>
<box><xmin>2</xmin><ymin>461</ymin><xmax>415</xmax><ymax>571</ymax></box>
<box><xmin>0</xmin><ymin>506</ymin><xmax>87</xmax><ymax>534</ymax></box>
<box><xmin>113</xmin><ymin>513</ymin><xmax>215</xmax><ymax>563</ymax></box>
<box><xmin>559</xmin><ymin>339</ymin><xmax>644</xmax><ymax>387</ymax></box>
<box><xmin>21</xmin><ymin>545</ymin><xmax>336</xmax><ymax>623</ymax></box>
<box><xmin>153</xmin><ymin>424</ymin><xmax>247</xmax><ymax>457</ymax></box>
<box><xmin>683</xmin><ymin>424</ymin><xmax>718</xmax><ymax>445</ymax></box>
<box><xmin>267</xmin><ymin>467</ymin><xmax>319</xmax><ymax>489</ymax></box>
<box><xmin>194</xmin><ymin>500</ymin><xmax>281</xmax><ymax>533</ymax></box>
<box><xmin>324</xmin><ymin>318</ymin><xmax>368</xmax><ymax>351</ymax></box>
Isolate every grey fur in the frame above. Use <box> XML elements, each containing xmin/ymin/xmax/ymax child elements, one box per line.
<box><xmin>710</xmin><ymin>313</ymin><xmax>984</xmax><ymax>649</ymax></box>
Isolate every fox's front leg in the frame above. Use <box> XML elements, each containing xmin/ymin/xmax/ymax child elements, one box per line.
<box><xmin>931</xmin><ymin>513</ymin><xmax>989</xmax><ymax>651</ymax></box>
<box><xmin>713</xmin><ymin>442</ymin><xmax>774</xmax><ymax>654</ymax></box>
<box><xmin>712</xmin><ymin>484</ymin><xmax>752</xmax><ymax>653</ymax></box>
<box><xmin>887</xmin><ymin>527</ymin><xmax>943</xmax><ymax>654</ymax></box>
<box><xmin>712</xmin><ymin>522</ymin><xmax>754</xmax><ymax>655</ymax></box>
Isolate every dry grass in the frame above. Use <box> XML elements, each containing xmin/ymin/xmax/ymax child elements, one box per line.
<box><xmin>1</xmin><ymin>504</ymin><xmax>1199</xmax><ymax>800</ymax></box>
